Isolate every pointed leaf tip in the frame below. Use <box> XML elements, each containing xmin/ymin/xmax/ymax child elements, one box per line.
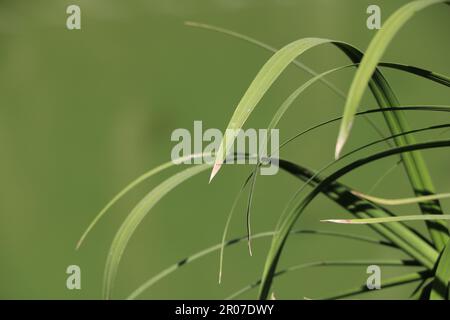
<box><xmin>209</xmin><ymin>162</ymin><xmax>222</xmax><ymax>183</ymax></box>
<box><xmin>335</xmin><ymin>129</ymin><xmax>348</xmax><ymax>160</ymax></box>
<box><xmin>320</xmin><ymin>219</ymin><xmax>351</xmax><ymax>224</ymax></box>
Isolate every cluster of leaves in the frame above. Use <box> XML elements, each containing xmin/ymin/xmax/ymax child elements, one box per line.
<box><xmin>78</xmin><ymin>0</ymin><xmax>450</xmax><ymax>300</ymax></box>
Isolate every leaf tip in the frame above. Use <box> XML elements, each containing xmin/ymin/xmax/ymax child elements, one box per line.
<box><xmin>248</xmin><ymin>240</ymin><xmax>253</xmax><ymax>257</ymax></box>
<box><xmin>334</xmin><ymin>132</ymin><xmax>347</xmax><ymax>160</ymax></box>
<box><xmin>75</xmin><ymin>234</ymin><xmax>86</xmax><ymax>251</ymax></box>
<box><xmin>335</xmin><ymin>120</ymin><xmax>353</xmax><ymax>159</ymax></box>
<box><xmin>320</xmin><ymin>219</ymin><xmax>351</xmax><ymax>224</ymax></box>
<box><xmin>209</xmin><ymin>162</ymin><xmax>221</xmax><ymax>183</ymax></box>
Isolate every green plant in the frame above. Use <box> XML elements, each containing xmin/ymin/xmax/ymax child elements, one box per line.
<box><xmin>78</xmin><ymin>0</ymin><xmax>450</xmax><ymax>300</ymax></box>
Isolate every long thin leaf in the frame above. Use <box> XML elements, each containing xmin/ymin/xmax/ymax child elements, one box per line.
<box><xmin>245</xmin><ymin>63</ymin><xmax>372</xmax><ymax>256</ymax></box>
<box><xmin>183</xmin><ymin>22</ymin><xmax>400</xmax><ymax>160</ymax></box>
<box><xmin>276</xmin><ymin>119</ymin><xmax>450</xmax><ymax>231</ymax></box>
<box><xmin>280</xmin><ymin>106</ymin><xmax>450</xmax><ymax>150</ymax></box>
<box><xmin>276</xmin><ymin>159</ymin><xmax>438</xmax><ymax>270</ymax></box>
<box><xmin>322</xmin><ymin>214</ymin><xmax>450</xmax><ymax>225</ymax></box>
<box><xmin>366</xmin><ymin>159</ymin><xmax>403</xmax><ymax>194</ymax></box>
<box><xmin>259</xmin><ymin>140</ymin><xmax>450</xmax><ymax>299</ymax></box>
<box><xmin>274</xmin><ymin>121</ymin><xmax>450</xmax><ymax>238</ymax></box>
<box><xmin>223</xmin><ymin>117</ymin><xmax>425</xmax><ymax>282</ymax></box>
<box><xmin>103</xmin><ymin>164</ymin><xmax>211</xmax><ymax>299</ymax></box>
<box><xmin>209</xmin><ymin>37</ymin><xmax>332</xmax><ymax>181</ymax></box>
<box><xmin>334</xmin><ymin>0</ymin><xmax>449</xmax><ymax>250</ymax></box>
<box><xmin>247</xmin><ymin>105</ymin><xmax>450</xmax><ymax>252</ymax></box>
<box><xmin>184</xmin><ymin>21</ymin><xmax>345</xmax><ymax>99</ymax></box>
<box><xmin>189</xmin><ymin>19</ymin><xmax>450</xmax><ymax>248</ymax></box>
<box><xmin>276</xmin><ymin>106</ymin><xmax>450</xmax><ymax>213</ymax></box>
<box><xmin>380</xmin><ymin>62</ymin><xmax>450</xmax><ymax>87</ymax></box>
<box><xmin>219</xmin><ymin>173</ymin><xmax>254</xmax><ymax>283</ymax></box>
<box><xmin>336</xmin><ymin>0</ymin><xmax>448</xmax><ymax>156</ymax></box>
<box><xmin>128</xmin><ymin>230</ymin><xmax>275</xmax><ymax>300</ymax></box>
<box><xmin>351</xmin><ymin>191</ymin><xmax>450</xmax><ymax>206</ymax></box>
<box><xmin>103</xmin><ymin>153</ymin><xmax>258</xmax><ymax>299</ymax></box>
<box><xmin>257</xmin><ymin>114</ymin><xmax>449</xmax><ymax>258</ymax></box>
<box><xmin>207</xmin><ymin>33</ymin><xmax>450</xmax><ymax>181</ymax></box>
<box><xmin>76</xmin><ymin>153</ymin><xmax>207</xmax><ymax>250</ymax></box>
<box><xmin>187</xmin><ymin>22</ymin><xmax>450</xmax><ymax>202</ymax></box>
<box><xmin>185</xmin><ymin>23</ymin><xmax>396</xmax><ymax>163</ymax></box>
<box><xmin>247</xmin><ymin>119</ymin><xmax>449</xmax><ymax>278</ymax></box>
<box><xmin>268</xmin><ymin>117</ymin><xmax>450</xmax><ymax>277</ymax></box>
<box><xmin>185</xmin><ymin>22</ymin><xmax>450</xmax><ymax>97</ymax></box>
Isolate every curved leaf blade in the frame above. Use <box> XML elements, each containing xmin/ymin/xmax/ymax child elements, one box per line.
<box><xmin>259</xmin><ymin>140</ymin><xmax>450</xmax><ymax>299</ymax></box>
<box><xmin>190</xmin><ymin>18</ymin><xmax>449</xmax><ymax>248</ymax></box>
<box><xmin>321</xmin><ymin>214</ymin><xmax>450</xmax><ymax>225</ymax></box>
<box><xmin>210</xmin><ymin>37</ymin><xmax>332</xmax><ymax>181</ymax></box>
<box><xmin>103</xmin><ymin>164</ymin><xmax>211</xmax><ymax>299</ymax></box>
<box><xmin>76</xmin><ymin>153</ymin><xmax>207</xmax><ymax>250</ymax></box>
<box><xmin>336</xmin><ymin>0</ymin><xmax>448</xmax><ymax>157</ymax></box>
<box><xmin>351</xmin><ymin>191</ymin><xmax>450</xmax><ymax>206</ymax></box>
<box><xmin>184</xmin><ymin>21</ymin><xmax>346</xmax><ymax>99</ymax></box>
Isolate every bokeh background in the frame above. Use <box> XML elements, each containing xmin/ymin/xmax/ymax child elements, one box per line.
<box><xmin>0</xmin><ymin>0</ymin><xmax>449</xmax><ymax>299</ymax></box>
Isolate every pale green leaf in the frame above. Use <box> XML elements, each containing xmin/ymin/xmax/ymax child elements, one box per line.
<box><xmin>77</xmin><ymin>153</ymin><xmax>207</xmax><ymax>250</ymax></box>
<box><xmin>103</xmin><ymin>164</ymin><xmax>211</xmax><ymax>299</ymax></box>
<box><xmin>336</xmin><ymin>0</ymin><xmax>448</xmax><ymax>157</ymax></box>
<box><xmin>322</xmin><ymin>214</ymin><xmax>450</xmax><ymax>225</ymax></box>
<box><xmin>351</xmin><ymin>191</ymin><xmax>450</xmax><ymax>206</ymax></box>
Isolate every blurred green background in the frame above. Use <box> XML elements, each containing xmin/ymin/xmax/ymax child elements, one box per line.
<box><xmin>0</xmin><ymin>0</ymin><xmax>448</xmax><ymax>299</ymax></box>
